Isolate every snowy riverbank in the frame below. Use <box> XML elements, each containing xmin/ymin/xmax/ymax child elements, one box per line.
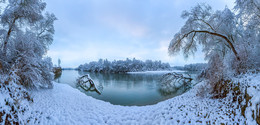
<box><xmin>28</xmin><ymin>73</ymin><xmax>260</xmax><ymax>124</ymax></box>
<box><xmin>30</xmin><ymin>82</ymin><xmax>241</xmax><ymax>124</ymax></box>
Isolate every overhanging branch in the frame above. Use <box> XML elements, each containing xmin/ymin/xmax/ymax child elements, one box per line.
<box><xmin>180</xmin><ymin>30</ymin><xmax>240</xmax><ymax>61</ymax></box>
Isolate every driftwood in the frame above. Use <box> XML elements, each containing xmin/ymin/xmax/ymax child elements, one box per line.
<box><xmin>77</xmin><ymin>75</ymin><xmax>102</xmax><ymax>94</ymax></box>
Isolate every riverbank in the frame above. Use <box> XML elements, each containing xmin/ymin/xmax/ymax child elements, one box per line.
<box><xmin>29</xmin><ymin>73</ymin><xmax>260</xmax><ymax>124</ymax></box>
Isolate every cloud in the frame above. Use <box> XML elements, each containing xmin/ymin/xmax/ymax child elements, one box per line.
<box><xmin>98</xmin><ymin>14</ymin><xmax>149</xmax><ymax>38</ymax></box>
<box><xmin>154</xmin><ymin>40</ymin><xmax>207</xmax><ymax>66</ymax></box>
<box><xmin>45</xmin><ymin>0</ymin><xmax>233</xmax><ymax>67</ymax></box>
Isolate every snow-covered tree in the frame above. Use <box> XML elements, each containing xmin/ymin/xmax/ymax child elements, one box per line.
<box><xmin>0</xmin><ymin>0</ymin><xmax>56</xmax><ymax>89</ymax></box>
<box><xmin>0</xmin><ymin>0</ymin><xmax>56</xmax><ymax>123</ymax></box>
<box><xmin>169</xmin><ymin>4</ymin><xmax>239</xmax><ymax>60</ymax></box>
<box><xmin>168</xmin><ymin>2</ymin><xmax>260</xmax><ymax>96</ymax></box>
<box><xmin>235</xmin><ymin>0</ymin><xmax>260</xmax><ymax>28</ymax></box>
<box><xmin>234</xmin><ymin>0</ymin><xmax>260</xmax><ymax>70</ymax></box>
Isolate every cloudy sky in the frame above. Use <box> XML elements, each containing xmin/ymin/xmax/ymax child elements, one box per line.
<box><xmin>45</xmin><ymin>0</ymin><xmax>235</xmax><ymax>68</ymax></box>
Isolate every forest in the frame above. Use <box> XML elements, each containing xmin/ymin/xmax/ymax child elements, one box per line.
<box><xmin>173</xmin><ymin>63</ymin><xmax>207</xmax><ymax>71</ymax></box>
<box><xmin>78</xmin><ymin>58</ymin><xmax>171</xmax><ymax>73</ymax></box>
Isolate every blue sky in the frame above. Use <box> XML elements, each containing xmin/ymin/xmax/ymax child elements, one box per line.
<box><xmin>45</xmin><ymin>0</ymin><xmax>235</xmax><ymax>68</ymax></box>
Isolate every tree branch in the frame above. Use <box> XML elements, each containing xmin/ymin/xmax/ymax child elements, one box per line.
<box><xmin>196</xmin><ymin>19</ymin><xmax>216</xmax><ymax>32</ymax></box>
<box><xmin>180</xmin><ymin>30</ymin><xmax>240</xmax><ymax>61</ymax></box>
<box><xmin>252</xmin><ymin>0</ymin><xmax>260</xmax><ymax>13</ymax></box>
<box><xmin>185</xmin><ymin>32</ymin><xmax>196</xmax><ymax>52</ymax></box>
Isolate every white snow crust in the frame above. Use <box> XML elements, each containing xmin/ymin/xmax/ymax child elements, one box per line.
<box><xmin>1</xmin><ymin>73</ymin><xmax>259</xmax><ymax>124</ymax></box>
<box><xmin>29</xmin><ymin>83</ymin><xmax>245</xmax><ymax>124</ymax></box>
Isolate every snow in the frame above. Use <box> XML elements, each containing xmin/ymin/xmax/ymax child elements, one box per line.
<box><xmin>30</xmin><ymin>81</ymin><xmax>247</xmax><ymax>124</ymax></box>
<box><xmin>0</xmin><ymin>93</ymin><xmax>7</xmax><ymax>105</ymax></box>
<box><xmin>232</xmin><ymin>73</ymin><xmax>260</xmax><ymax>125</ymax></box>
<box><xmin>1</xmin><ymin>73</ymin><xmax>259</xmax><ymax>124</ymax></box>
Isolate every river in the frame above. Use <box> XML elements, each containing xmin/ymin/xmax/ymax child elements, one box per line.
<box><xmin>55</xmin><ymin>70</ymin><xmax>190</xmax><ymax>106</ymax></box>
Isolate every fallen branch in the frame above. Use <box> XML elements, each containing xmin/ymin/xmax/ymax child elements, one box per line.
<box><xmin>76</xmin><ymin>74</ymin><xmax>102</xmax><ymax>94</ymax></box>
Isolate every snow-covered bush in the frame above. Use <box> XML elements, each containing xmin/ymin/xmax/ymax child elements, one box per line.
<box><xmin>0</xmin><ymin>72</ymin><xmax>41</xmax><ymax>124</ymax></box>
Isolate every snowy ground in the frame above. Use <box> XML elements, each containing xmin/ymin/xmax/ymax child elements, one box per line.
<box><xmin>28</xmin><ymin>75</ymin><xmax>260</xmax><ymax>125</ymax></box>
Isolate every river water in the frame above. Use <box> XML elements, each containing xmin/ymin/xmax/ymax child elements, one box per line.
<box><xmin>55</xmin><ymin>70</ymin><xmax>190</xmax><ymax>106</ymax></box>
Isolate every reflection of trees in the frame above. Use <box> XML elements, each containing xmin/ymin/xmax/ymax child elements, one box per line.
<box><xmin>158</xmin><ymin>85</ymin><xmax>189</xmax><ymax>96</ymax></box>
<box><xmin>78</xmin><ymin>71</ymin><xmax>160</xmax><ymax>89</ymax></box>
<box><xmin>158</xmin><ymin>72</ymin><xmax>194</xmax><ymax>96</ymax></box>
<box><xmin>77</xmin><ymin>71</ymin><xmax>193</xmax><ymax>99</ymax></box>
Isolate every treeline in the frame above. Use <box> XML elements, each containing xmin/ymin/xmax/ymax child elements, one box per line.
<box><xmin>173</xmin><ymin>63</ymin><xmax>207</xmax><ymax>71</ymax></box>
<box><xmin>78</xmin><ymin>58</ymin><xmax>171</xmax><ymax>73</ymax></box>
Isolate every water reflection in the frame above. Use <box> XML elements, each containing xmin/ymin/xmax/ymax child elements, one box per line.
<box><xmin>55</xmin><ymin>70</ymin><xmax>191</xmax><ymax>106</ymax></box>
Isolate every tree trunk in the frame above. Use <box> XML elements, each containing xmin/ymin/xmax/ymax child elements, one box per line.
<box><xmin>2</xmin><ymin>17</ymin><xmax>18</xmax><ymax>57</ymax></box>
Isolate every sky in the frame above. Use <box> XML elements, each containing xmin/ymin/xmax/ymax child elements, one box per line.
<box><xmin>45</xmin><ymin>0</ymin><xmax>235</xmax><ymax>68</ymax></box>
